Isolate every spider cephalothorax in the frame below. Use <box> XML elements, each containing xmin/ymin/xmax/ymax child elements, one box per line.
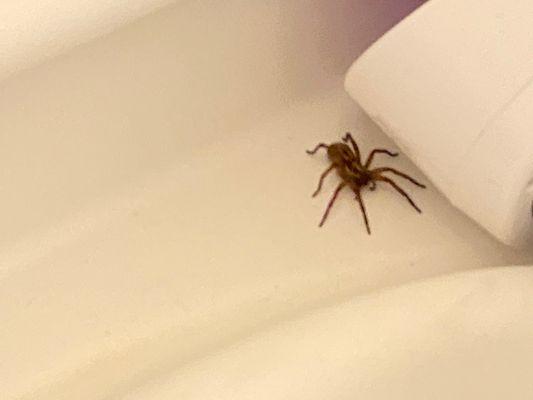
<box><xmin>306</xmin><ymin>133</ymin><xmax>426</xmax><ymax>234</ymax></box>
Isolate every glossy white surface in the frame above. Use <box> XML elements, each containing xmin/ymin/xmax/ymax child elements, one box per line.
<box><xmin>123</xmin><ymin>267</ymin><xmax>533</xmax><ymax>400</ymax></box>
<box><xmin>0</xmin><ymin>0</ymin><xmax>175</xmax><ymax>82</ymax></box>
<box><xmin>1</xmin><ymin>1</ymin><xmax>532</xmax><ymax>399</ymax></box>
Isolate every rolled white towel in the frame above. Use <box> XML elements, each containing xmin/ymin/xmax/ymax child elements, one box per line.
<box><xmin>344</xmin><ymin>0</ymin><xmax>533</xmax><ymax>246</ymax></box>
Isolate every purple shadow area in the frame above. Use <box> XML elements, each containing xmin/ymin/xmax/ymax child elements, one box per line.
<box><xmin>277</xmin><ymin>0</ymin><xmax>427</xmax><ymax>94</ymax></box>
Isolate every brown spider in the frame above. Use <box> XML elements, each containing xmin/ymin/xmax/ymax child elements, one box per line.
<box><xmin>306</xmin><ymin>133</ymin><xmax>426</xmax><ymax>234</ymax></box>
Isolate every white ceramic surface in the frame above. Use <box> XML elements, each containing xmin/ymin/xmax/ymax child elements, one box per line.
<box><xmin>123</xmin><ymin>267</ymin><xmax>533</xmax><ymax>400</ymax></box>
<box><xmin>1</xmin><ymin>1</ymin><xmax>532</xmax><ymax>399</ymax></box>
<box><xmin>0</xmin><ymin>0</ymin><xmax>175</xmax><ymax>82</ymax></box>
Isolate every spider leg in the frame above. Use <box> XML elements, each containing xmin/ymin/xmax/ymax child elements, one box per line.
<box><xmin>306</xmin><ymin>143</ymin><xmax>329</xmax><ymax>155</ymax></box>
<box><xmin>374</xmin><ymin>176</ymin><xmax>422</xmax><ymax>213</ymax></box>
<box><xmin>319</xmin><ymin>183</ymin><xmax>346</xmax><ymax>227</ymax></box>
<box><xmin>372</xmin><ymin>167</ymin><xmax>426</xmax><ymax>188</ymax></box>
<box><xmin>364</xmin><ymin>149</ymin><xmax>399</xmax><ymax>168</ymax></box>
<box><xmin>312</xmin><ymin>165</ymin><xmax>335</xmax><ymax>197</ymax></box>
<box><xmin>342</xmin><ymin>132</ymin><xmax>361</xmax><ymax>161</ymax></box>
<box><xmin>354</xmin><ymin>189</ymin><xmax>371</xmax><ymax>234</ymax></box>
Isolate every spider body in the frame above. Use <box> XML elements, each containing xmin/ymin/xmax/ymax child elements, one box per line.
<box><xmin>306</xmin><ymin>133</ymin><xmax>426</xmax><ymax>234</ymax></box>
<box><xmin>327</xmin><ymin>143</ymin><xmax>372</xmax><ymax>188</ymax></box>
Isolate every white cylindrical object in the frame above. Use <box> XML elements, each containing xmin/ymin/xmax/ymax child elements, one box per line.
<box><xmin>345</xmin><ymin>0</ymin><xmax>533</xmax><ymax>246</ymax></box>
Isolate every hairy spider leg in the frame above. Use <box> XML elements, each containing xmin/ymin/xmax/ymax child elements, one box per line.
<box><xmin>364</xmin><ymin>149</ymin><xmax>399</xmax><ymax>168</ymax></box>
<box><xmin>355</xmin><ymin>189</ymin><xmax>371</xmax><ymax>234</ymax></box>
<box><xmin>372</xmin><ymin>167</ymin><xmax>426</xmax><ymax>188</ymax></box>
<box><xmin>342</xmin><ymin>132</ymin><xmax>361</xmax><ymax>161</ymax></box>
<box><xmin>319</xmin><ymin>183</ymin><xmax>346</xmax><ymax>227</ymax></box>
<box><xmin>375</xmin><ymin>176</ymin><xmax>422</xmax><ymax>213</ymax></box>
<box><xmin>312</xmin><ymin>165</ymin><xmax>335</xmax><ymax>197</ymax></box>
<box><xmin>306</xmin><ymin>143</ymin><xmax>329</xmax><ymax>155</ymax></box>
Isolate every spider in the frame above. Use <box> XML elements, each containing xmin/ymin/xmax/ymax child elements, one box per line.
<box><xmin>306</xmin><ymin>132</ymin><xmax>426</xmax><ymax>234</ymax></box>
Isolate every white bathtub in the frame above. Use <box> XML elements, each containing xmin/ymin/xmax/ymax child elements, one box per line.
<box><xmin>1</xmin><ymin>1</ymin><xmax>532</xmax><ymax>399</ymax></box>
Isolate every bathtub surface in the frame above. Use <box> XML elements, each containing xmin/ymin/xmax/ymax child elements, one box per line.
<box><xmin>1</xmin><ymin>1</ymin><xmax>532</xmax><ymax>399</ymax></box>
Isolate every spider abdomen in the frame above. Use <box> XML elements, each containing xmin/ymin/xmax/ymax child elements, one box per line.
<box><xmin>336</xmin><ymin>164</ymin><xmax>370</xmax><ymax>189</ymax></box>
